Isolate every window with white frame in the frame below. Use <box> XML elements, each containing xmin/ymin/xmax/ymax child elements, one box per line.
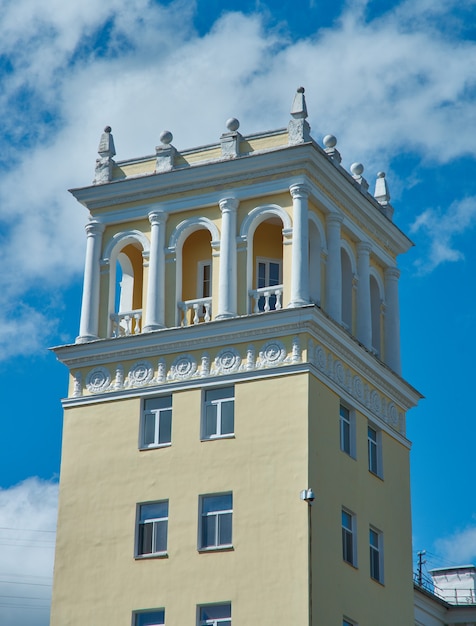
<box><xmin>199</xmin><ymin>603</ymin><xmax>231</xmax><ymax>626</ymax></box>
<box><xmin>339</xmin><ymin>404</ymin><xmax>355</xmax><ymax>457</ymax></box>
<box><xmin>367</xmin><ymin>424</ymin><xmax>382</xmax><ymax>476</ymax></box>
<box><xmin>198</xmin><ymin>260</ymin><xmax>212</xmax><ymax>299</ymax></box>
<box><xmin>256</xmin><ymin>258</ymin><xmax>282</xmax><ymax>311</ymax></box>
<box><xmin>136</xmin><ymin>501</ymin><xmax>168</xmax><ymax>557</ymax></box>
<box><xmin>141</xmin><ymin>396</ymin><xmax>172</xmax><ymax>449</ymax></box>
<box><xmin>199</xmin><ymin>493</ymin><xmax>233</xmax><ymax>549</ymax></box>
<box><xmin>134</xmin><ymin>609</ymin><xmax>165</xmax><ymax>626</ymax></box>
<box><xmin>369</xmin><ymin>527</ymin><xmax>383</xmax><ymax>583</ymax></box>
<box><xmin>202</xmin><ymin>387</ymin><xmax>234</xmax><ymax>440</ymax></box>
<box><xmin>342</xmin><ymin>509</ymin><xmax>357</xmax><ymax>566</ymax></box>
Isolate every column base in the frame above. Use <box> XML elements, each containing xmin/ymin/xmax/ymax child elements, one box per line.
<box><xmin>143</xmin><ymin>324</ymin><xmax>166</xmax><ymax>332</ymax></box>
<box><xmin>75</xmin><ymin>334</ymin><xmax>99</xmax><ymax>344</ymax></box>
<box><xmin>215</xmin><ymin>312</ymin><xmax>236</xmax><ymax>320</ymax></box>
<box><xmin>287</xmin><ymin>300</ymin><xmax>310</xmax><ymax>309</ymax></box>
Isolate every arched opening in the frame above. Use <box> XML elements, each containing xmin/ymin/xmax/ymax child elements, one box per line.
<box><xmin>341</xmin><ymin>248</ymin><xmax>353</xmax><ymax>331</ymax></box>
<box><xmin>370</xmin><ymin>274</ymin><xmax>382</xmax><ymax>356</ymax></box>
<box><xmin>111</xmin><ymin>242</ymin><xmax>144</xmax><ymax>336</ymax></box>
<box><xmin>309</xmin><ymin>220</ymin><xmax>323</xmax><ymax>306</ymax></box>
<box><xmin>179</xmin><ymin>229</ymin><xmax>213</xmax><ymax>325</ymax></box>
<box><xmin>251</xmin><ymin>219</ymin><xmax>283</xmax><ymax>312</ymax></box>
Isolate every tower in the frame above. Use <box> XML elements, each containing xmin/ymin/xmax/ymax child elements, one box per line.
<box><xmin>51</xmin><ymin>88</ymin><xmax>421</xmax><ymax>626</ymax></box>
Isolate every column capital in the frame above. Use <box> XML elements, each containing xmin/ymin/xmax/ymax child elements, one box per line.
<box><xmin>326</xmin><ymin>212</ymin><xmax>344</xmax><ymax>226</ymax></box>
<box><xmin>85</xmin><ymin>220</ymin><xmax>105</xmax><ymax>237</ymax></box>
<box><xmin>357</xmin><ymin>241</ymin><xmax>372</xmax><ymax>255</ymax></box>
<box><xmin>289</xmin><ymin>183</ymin><xmax>310</xmax><ymax>199</ymax></box>
<box><xmin>148</xmin><ymin>210</ymin><xmax>168</xmax><ymax>226</ymax></box>
<box><xmin>219</xmin><ymin>197</ymin><xmax>239</xmax><ymax>213</ymax></box>
<box><xmin>385</xmin><ymin>266</ymin><xmax>400</xmax><ymax>280</ymax></box>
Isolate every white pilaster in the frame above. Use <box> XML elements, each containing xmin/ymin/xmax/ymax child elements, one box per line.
<box><xmin>325</xmin><ymin>214</ymin><xmax>343</xmax><ymax>322</ymax></box>
<box><xmin>356</xmin><ymin>242</ymin><xmax>372</xmax><ymax>349</ymax></box>
<box><xmin>76</xmin><ymin>221</ymin><xmax>105</xmax><ymax>343</ymax></box>
<box><xmin>384</xmin><ymin>266</ymin><xmax>401</xmax><ymax>374</ymax></box>
<box><xmin>289</xmin><ymin>183</ymin><xmax>310</xmax><ymax>307</ymax></box>
<box><xmin>143</xmin><ymin>210</ymin><xmax>168</xmax><ymax>331</ymax></box>
<box><xmin>216</xmin><ymin>197</ymin><xmax>239</xmax><ymax>319</ymax></box>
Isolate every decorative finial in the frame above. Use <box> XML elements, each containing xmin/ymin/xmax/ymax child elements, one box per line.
<box><xmin>226</xmin><ymin>118</ymin><xmax>240</xmax><ymax>132</ymax></box>
<box><xmin>374</xmin><ymin>171</ymin><xmax>394</xmax><ymax>220</ymax></box>
<box><xmin>156</xmin><ymin>130</ymin><xmax>176</xmax><ymax>172</ymax></box>
<box><xmin>159</xmin><ymin>130</ymin><xmax>173</xmax><ymax>145</ymax></box>
<box><xmin>350</xmin><ymin>162</ymin><xmax>369</xmax><ymax>191</ymax></box>
<box><xmin>221</xmin><ymin>118</ymin><xmax>242</xmax><ymax>158</ymax></box>
<box><xmin>288</xmin><ymin>86</ymin><xmax>311</xmax><ymax>145</ymax></box>
<box><xmin>323</xmin><ymin>134</ymin><xmax>342</xmax><ymax>164</ymax></box>
<box><xmin>93</xmin><ymin>125</ymin><xmax>116</xmax><ymax>184</ymax></box>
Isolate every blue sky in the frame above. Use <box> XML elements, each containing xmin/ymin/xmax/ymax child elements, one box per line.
<box><xmin>1</xmin><ymin>0</ymin><xmax>476</xmax><ymax>622</ymax></box>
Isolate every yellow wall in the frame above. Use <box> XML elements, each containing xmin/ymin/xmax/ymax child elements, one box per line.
<box><xmin>51</xmin><ymin>374</ymin><xmax>310</xmax><ymax>626</ymax></box>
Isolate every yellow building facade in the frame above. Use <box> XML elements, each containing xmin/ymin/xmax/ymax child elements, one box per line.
<box><xmin>51</xmin><ymin>89</ymin><xmax>421</xmax><ymax>626</ymax></box>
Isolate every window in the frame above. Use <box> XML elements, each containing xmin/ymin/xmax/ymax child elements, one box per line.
<box><xmin>137</xmin><ymin>501</ymin><xmax>168</xmax><ymax>557</ymax></box>
<box><xmin>199</xmin><ymin>603</ymin><xmax>231</xmax><ymax>626</ymax></box>
<box><xmin>339</xmin><ymin>404</ymin><xmax>354</xmax><ymax>457</ymax></box>
<box><xmin>342</xmin><ymin>509</ymin><xmax>356</xmax><ymax>566</ymax></box>
<box><xmin>256</xmin><ymin>258</ymin><xmax>282</xmax><ymax>311</ymax></box>
<box><xmin>367</xmin><ymin>425</ymin><xmax>381</xmax><ymax>476</ymax></box>
<box><xmin>198</xmin><ymin>261</ymin><xmax>212</xmax><ymax>299</ymax></box>
<box><xmin>134</xmin><ymin>609</ymin><xmax>165</xmax><ymax>626</ymax></box>
<box><xmin>343</xmin><ymin>620</ymin><xmax>356</xmax><ymax>626</ymax></box>
<box><xmin>369</xmin><ymin>527</ymin><xmax>383</xmax><ymax>583</ymax></box>
<box><xmin>199</xmin><ymin>493</ymin><xmax>233</xmax><ymax>549</ymax></box>
<box><xmin>141</xmin><ymin>396</ymin><xmax>172</xmax><ymax>448</ymax></box>
<box><xmin>202</xmin><ymin>387</ymin><xmax>234</xmax><ymax>440</ymax></box>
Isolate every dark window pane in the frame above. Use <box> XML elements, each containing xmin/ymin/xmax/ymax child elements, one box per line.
<box><xmin>221</xmin><ymin>401</ymin><xmax>234</xmax><ymax>435</ymax></box>
<box><xmin>202</xmin><ymin>514</ymin><xmax>216</xmax><ymax>547</ymax></box>
<box><xmin>154</xmin><ymin>519</ymin><xmax>168</xmax><ymax>552</ymax></box>
<box><xmin>136</xmin><ymin>610</ymin><xmax>165</xmax><ymax>626</ymax></box>
<box><xmin>218</xmin><ymin>512</ymin><xmax>232</xmax><ymax>545</ymax></box>
<box><xmin>258</xmin><ymin>262</ymin><xmax>266</xmax><ymax>288</ymax></box>
<box><xmin>139</xmin><ymin>522</ymin><xmax>153</xmax><ymax>555</ymax></box>
<box><xmin>202</xmin><ymin>494</ymin><xmax>232</xmax><ymax>514</ymax></box>
<box><xmin>145</xmin><ymin>396</ymin><xmax>172</xmax><ymax>411</ymax></box>
<box><xmin>206</xmin><ymin>387</ymin><xmax>234</xmax><ymax>402</ymax></box>
<box><xmin>140</xmin><ymin>502</ymin><xmax>168</xmax><ymax>522</ymax></box>
<box><xmin>158</xmin><ymin>410</ymin><xmax>172</xmax><ymax>444</ymax></box>
<box><xmin>269</xmin><ymin>262</ymin><xmax>280</xmax><ymax>285</ymax></box>
<box><xmin>200</xmin><ymin>604</ymin><xmax>231</xmax><ymax>621</ymax></box>
<box><xmin>144</xmin><ymin>413</ymin><xmax>156</xmax><ymax>446</ymax></box>
<box><xmin>204</xmin><ymin>404</ymin><xmax>217</xmax><ymax>438</ymax></box>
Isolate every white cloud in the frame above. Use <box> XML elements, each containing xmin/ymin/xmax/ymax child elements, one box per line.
<box><xmin>435</xmin><ymin>524</ymin><xmax>476</xmax><ymax>564</ymax></box>
<box><xmin>0</xmin><ymin>478</ymin><xmax>57</xmax><ymax>626</ymax></box>
<box><xmin>410</xmin><ymin>197</ymin><xmax>476</xmax><ymax>273</ymax></box>
<box><xmin>2</xmin><ymin>0</ymin><xmax>476</xmax><ymax>357</ymax></box>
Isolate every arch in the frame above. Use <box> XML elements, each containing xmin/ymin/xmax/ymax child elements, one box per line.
<box><xmin>239</xmin><ymin>204</ymin><xmax>291</xmax><ymax>243</ymax></box>
<box><xmin>168</xmin><ymin>216</ymin><xmax>220</xmax><ymax>252</ymax></box>
<box><xmin>370</xmin><ymin>268</ymin><xmax>384</xmax><ymax>356</ymax></box>
<box><xmin>341</xmin><ymin>245</ymin><xmax>355</xmax><ymax>332</ymax></box>
<box><xmin>308</xmin><ymin>213</ymin><xmax>326</xmax><ymax>305</ymax></box>
<box><xmin>169</xmin><ymin>216</ymin><xmax>218</xmax><ymax>326</ymax></box>
<box><xmin>102</xmin><ymin>230</ymin><xmax>148</xmax><ymax>337</ymax></box>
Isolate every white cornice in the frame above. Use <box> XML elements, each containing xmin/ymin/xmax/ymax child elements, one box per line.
<box><xmin>53</xmin><ymin>306</ymin><xmax>422</xmax><ymax>412</ymax></box>
<box><xmin>70</xmin><ymin>142</ymin><xmax>413</xmax><ymax>259</ymax></box>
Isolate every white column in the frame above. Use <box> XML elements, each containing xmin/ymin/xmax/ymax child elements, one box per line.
<box><xmin>76</xmin><ymin>220</ymin><xmax>105</xmax><ymax>343</ymax></box>
<box><xmin>325</xmin><ymin>214</ymin><xmax>343</xmax><ymax>322</ymax></box>
<box><xmin>384</xmin><ymin>266</ymin><xmax>401</xmax><ymax>374</ymax></box>
<box><xmin>216</xmin><ymin>197</ymin><xmax>239</xmax><ymax>319</ymax></box>
<box><xmin>289</xmin><ymin>183</ymin><xmax>310</xmax><ymax>307</ymax></box>
<box><xmin>356</xmin><ymin>242</ymin><xmax>372</xmax><ymax>349</ymax></box>
<box><xmin>143</xmin><ymin>210</ymin><xmax>168</xmax><ymax>331</ymax></box>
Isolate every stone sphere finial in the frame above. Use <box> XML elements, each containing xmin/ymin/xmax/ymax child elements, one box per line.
<box><xmin>104</xmin><ymin>126</ymin><xmax>112</xmax><ymax>133</ymax></box>
<box><xmin>297</xmin><ymin>86</ymin><xmax>305</xmax><ymax>93</ymax></box>
<box><xmin>226</xmin><ymin>118</ymin><xmax>240</xmax><ymax>132</ymax></box>
<box><xmin>351</xmin><ymin>162</ymin><xmax>364</xmax><ymax>176</ymax></box>
<box><xmin>160</xmin><ymin>130</ymin><xmax>173</xmax><ymax>145</ymax></box>
<box><xmin>323</xmin><ymin>134</ymin><xmax>337</xmax><ymax>148</ymax></box>
<box><xmin>377</xmin><ymin>171</ymin><xmax>386</xmax><ymax>179</ymax></box>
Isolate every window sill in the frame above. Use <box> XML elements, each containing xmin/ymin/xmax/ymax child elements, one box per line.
<box><xmin>371</xmin><ymin>576</ymin><xmax>385</xmax><ymax>587</ymax></box>
<box><xmin>368</xmin><ymin>470</ymin><xmax>384</xmax><ymax>481</ymax></box>
<box><xmin>201</xmin><ymin>435</ymin><xmax>235</xmax><ymax>442</ymax></box>
<box><xmin>198</xmin><ymin>545</ymin><xmax>234</xmax><ymax>554</ymax></box>
<box><xmin>343</xmin><ymin>560</ymin><xmax>358</xmax><ymax>570</ymax></box>
<box><xmin>135</xmin><ymin>552</ymin><xmax>169</xmax><ymax>560</ymax></box>
<box><xmin>139</xmin><ymin>443</ymin><xmax>172</xmax><ymax>451</ymax></box>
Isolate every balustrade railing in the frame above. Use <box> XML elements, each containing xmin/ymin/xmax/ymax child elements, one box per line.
<box><xmin>110</xmin><ymin>310</ymin><xmax>142</xmax><ymax>337</ymax></box>
<box><xmin>249</xmin><ymin>286</ymin><xmax>283</xmax><ymax>313</ymax></box>
<box><xmin>178</xmin><ymin>297</ymin><xmax>212</xmax><ymax>326</ymax></box>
